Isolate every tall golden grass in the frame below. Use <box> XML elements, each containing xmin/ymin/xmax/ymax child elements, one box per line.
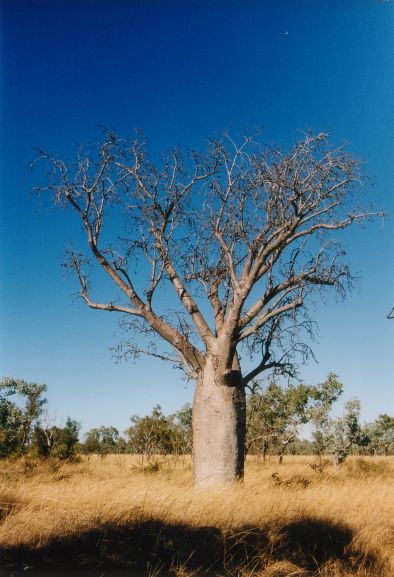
<box><xmin>0</xmin><ymin>455</ymin><xmax>393</xmax><ymax>576</ymax></box>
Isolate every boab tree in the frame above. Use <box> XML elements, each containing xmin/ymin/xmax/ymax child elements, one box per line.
<box><xmin>37</xmin><ymin>131</ymin><xmax>378</xmax><ymax>486</ymax></box>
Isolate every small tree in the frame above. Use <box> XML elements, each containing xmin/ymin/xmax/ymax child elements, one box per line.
<box><xmin>309</xmin><ymin>373</ymin><xmax>343</xmax><ymax>462</ymax></box>
<box><xmin>37</xmin><ymin>131</ymin><xmax>379</xmax><ymax>485</ymax></box>
<box><xmin>328</xmin><ymin>397</ymin><xmax>364</xmax><ymax>466</ymax></box>
<box><xmin>287</xmin><ymin>438</ymin><xmax>316</xmax><ymax>455</ymax></box>
<box><xmin>169</xmin><ymin>403</ymin><xmax>193</xmax><ymax>458</ymax></box>
<box><xmin>0</xmin><ymin>377</ymin><xmax>47</xmax><ymax>457</ymax></box>
<box><xmin>367</xmin><ymin>414</ymin><xmax>394</xmax><ymax>457</ymax></box>
<box><xmin>0</xmin><ymin>400</ymin><xmax>25</xmax><ymax>457</ymax></box>
<box><xmin>52</xmin><ymin>417</ymin><xmax>80</xmax><ymax>460</ymax></box>
<box><xmin>126</xmin><ymin>405</ymin><xmax>173</xmax><ymax>467</ymax></box>
<box><xmin>246</xmin><ymin>381</ymin><xmax>314</xmax><ymax>463</ymax></box>
<box><xmin>84</xmin><ymin>426</ymin><xmax>121</xmax><ymax>456</ymax></box>
<box><xmin>276</xmin><ymin>383</ymin><xmax>314</xmax><ymax>464</ymax></box>
<box><xmin>31</xmin><ymin>425</ymin><xmax>62</xmax><ymax>458</ymax></box>
<box><xmin>246</xmin><ymin>382</ymin><xmax>284</xmax><ymax>460</ymax></box>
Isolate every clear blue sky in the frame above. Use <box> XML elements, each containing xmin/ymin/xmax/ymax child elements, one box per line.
<box><xmin>1</xmin><ymin>0</ymin><xmax>393</xmax><ymax>434</ymax></box>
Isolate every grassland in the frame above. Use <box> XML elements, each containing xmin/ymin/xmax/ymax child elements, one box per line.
<box><xmin>0</xmin><ymin>455</ymin><xmax>393</xmax><ymax>577</ymax></box>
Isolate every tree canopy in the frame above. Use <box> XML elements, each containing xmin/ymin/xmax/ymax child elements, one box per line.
<box><xmin>0</xmin><ymin>377</ymin><xmax>47</xmax><ymax>457</ymax></box>
<box><xmin>37</xmin><ymin>131</ymin><xmax>379</xmax><ymax>384</ymax></box>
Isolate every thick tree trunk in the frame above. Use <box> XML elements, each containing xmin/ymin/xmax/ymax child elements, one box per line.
<box><xmin>192</xmin><ymin>356</ymin><xmax>246</xmax><ymax>486</ymax></box>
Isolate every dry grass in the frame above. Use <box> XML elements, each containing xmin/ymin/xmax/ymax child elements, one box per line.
<box><xmin>0</xmin><ymin>455</ymin><xmax>393</xmax><ymax>576</ymax></box>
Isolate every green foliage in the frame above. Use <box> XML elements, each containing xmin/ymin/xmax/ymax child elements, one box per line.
<box><xmin>126</xmin><ymin>405</ymin><xmax>174</xmax><ymax>463</ymax></box>
<box><xmin>53</xmin><ymin>417</ymin><xmax>80</xmax><ymax>459</ymax></box>
<box><xmin>366</xmin><ymin>414</ymin><xmax>394</xmax><ymax>456</ymax></box>
<box><xmin>328</xmin><ymin>397</ymin><xmax>364</xmax><ymax>466</ymax></box>
<box><xmin>246</xmin><ymin>380</ymin><xmax>315</xmax><ymax>462</ymax></box>
<box><xmin>79</xmin><ymin>403</ymin><xmax>192</xmax><ymax>460</ymax></box>
<box><xmin>287</xmin><ymin>438</ymin><xmax>316</xmax><ymax>455</ymax></box>
<box><xmin>246</xmin><ymin>382</ymin><xmax>281</xmax><ymax>458</ymax></box>
<box><xmin>32</xmin><ymin>417</ymin><xmax>80</xmax><ymax>460</ymax></box>
<box><xmin>0</xmin><ymin>399</ymin><xmax>25</xmax><ymax>457</ymax></box>
<box><xmin>31</xmin><ymin>426</ymin><xmax>62</xmax><ymax>458</ymax></box>
<box><xmin>2</xmin><ymin>373</ymin><xmax>387</xmax><ymax>465</ymax></box>
<box><xmin>169</xmin><ymin>403</ymin><xmax>192</xmax><ymax>456</ymax></box>
<box><xmin>376</xmin><ymin>414</ymin><xmax>394</xmax><ymax>453</ymax></box>
<box><xmin>83</xmin><ymin>426</ymin><xmax>122</xmax><ymax>456</ymax></box>
<box><xmin>309</xmin><ymin>373</ymin><xmax>343</xmax><ymax>458</ymax></box>
<box><xmin>0</xmin><ymin>377</ymin><xmax>47</xmax><ymax>457</ymax></box>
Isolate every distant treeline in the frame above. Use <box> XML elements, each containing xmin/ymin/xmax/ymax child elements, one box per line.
<box><xmin>1</xmin><ymin>375</ymin><xmax>393</xmax><ymax>465</ymax></box>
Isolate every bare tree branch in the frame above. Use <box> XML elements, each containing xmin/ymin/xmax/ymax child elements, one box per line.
<box><xmin>35</xmin><ymin>130</ymin><xmax>381</xmax><ymax>383</ymax></box>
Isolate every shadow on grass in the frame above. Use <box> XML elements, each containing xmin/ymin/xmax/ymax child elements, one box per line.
<box><xmin>0</xmin><ymin>517</ymin><xmax>382</xmax><ymax>577</ymax></box>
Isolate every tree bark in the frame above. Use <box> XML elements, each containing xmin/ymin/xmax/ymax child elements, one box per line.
<box><xmin>192</xmin><ymin>356</ymin><xmax>246</xmax><ymax>486</ymax></box>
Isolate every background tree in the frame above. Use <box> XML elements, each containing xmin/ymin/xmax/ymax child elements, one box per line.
<box><xmin>169</xmin><ymin>403</ymin><xmax>193</xmax><ymax>459</ymax></box>
<box><xmin>309</xmin><ymin>373</ymin><xmax>343</xmax><ymax>463</ymax></box>
<box><xmin>51</xmin><ymin>417</ymin><xmax>81</xmax><ymax>460</ymax></box>
<box><xmin>0</xmin><ymin>377</ymin><xmax>47</xmax><ymax>457</ymax></box>
<box><xmin>328</xmin><ymin>397</ymin><xmax>365</xmax><ymax>466</ymax></box>
<box><xmin>31</xmin><ymin>425</ymin><xmax>62</xmax><ymax>458</ymax></box>
<box><xmin>246</xmin><ymin>382</ymin><xmax>285</xmax><ymax>460</ymax></box>
<box><xmin>366</xmin><ymin>414</ymin><xmax>394</xmax><ymax>457</ymax></box>
<box><xmin>83</xmin><ymin>426</ymin><xmax>122</xmax><ymax>456</ymax></box>
<box><xmin>287</xmin><ymin>438</ymin><xmax>316</xmax><ymax>456</ymax></box>
<box><xmin>126</xmin><ymin>405</ymin><xmax>173</xmax><ymax>467</ymax></box>
<box><xmin>246</xmin><ymin>380</ymin><xmax>315</xmax><ymax>463</ymax></box>
<box><xmin>275</xmin><ymin>382</ymin><xmax>314</xmax><ymax>464</ymax></box>
<box><xmin>37</xmin><ymin>131</ymin><xmax>379</xmax><ymax>485</ymax></box>
<box><xmin>0</xmin><ymin>399</ymin><xmax>25</xmax><ymax>458</ymax></box>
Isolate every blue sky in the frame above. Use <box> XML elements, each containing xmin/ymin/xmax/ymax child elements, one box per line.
<box><xmin>1</xmin><ymin>0</ymin><xmax>393</xmax><ymax>434</ymax></box>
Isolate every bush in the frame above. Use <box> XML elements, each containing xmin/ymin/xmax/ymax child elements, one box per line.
<box><xmin>345</xmin><ymin>458</ymin><xmax>389</xmax><ymax>478</ymax></box>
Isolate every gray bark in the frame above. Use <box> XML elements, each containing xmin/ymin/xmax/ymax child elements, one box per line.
<box><xmin>192</xmin><ymin>356</ymin><xmax>246</xmax><ymax>486</ymax></box>
<box><xmin>38</xmin><ymin>132</ymin><xmax>379</xmax><ymax>487</ymax></box>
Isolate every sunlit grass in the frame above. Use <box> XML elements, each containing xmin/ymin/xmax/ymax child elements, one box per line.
<box><xmin>0</xmin><ymin>455</ymin><xmax>393</xmax><ymax>576</ymax></box>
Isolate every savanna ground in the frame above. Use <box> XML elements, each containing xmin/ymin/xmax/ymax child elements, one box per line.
<box><xmin>0</xmin><ymin>455</ymin><xmax>393</xmax><ymax>577</ymax></box>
